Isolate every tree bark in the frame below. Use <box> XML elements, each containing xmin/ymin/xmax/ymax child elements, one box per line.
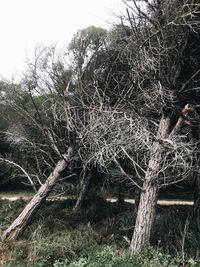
<box><xmin>130</xmin><ymin>144</ymin><xmax>161</xmax><ymax>252</ymax></box>
<box><xmin>191</xmin><ymin>122</ymin><xmax>200</xmax><ymax>229</ymax></box>
<box><xmin>193</xmin><ymin>165</ymin><xmax>200</xmax><ymax>230</ymax></box>
<box><xmin>73</xmin><ymin>172</ymin><xmax>92</xmax><ymax>213</ymax></box>
<box><xmin>130</xmin><ymin>114</ymin><xmax>171</xmax><ymax>253</ymax></box>
<box><xmin>1</xmin><ymin>147</ymin><xmax>73</xmax><ymax>242</ymax></box>
<box><xmin>130</xmin><ymin>104</ymin><xmax>190</xmax><ymax>252</ymax></box>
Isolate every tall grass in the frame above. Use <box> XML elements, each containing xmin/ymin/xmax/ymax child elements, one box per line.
<box><xmin>0</xmin><ymin>199</ymin><xmax>200</xmax><ymax>266</ymax></box>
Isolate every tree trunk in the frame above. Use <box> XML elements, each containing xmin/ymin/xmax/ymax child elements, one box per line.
<box><xmin>193</xmin><ymin>166</ymin><xmax>200</xmax><ymax>230</ymax></box>
<box><xmin>130</xmin><ymin>145</ymin><xmax>161</xmax><ymax>252</ymax></box>
<box><xmin>191</xmin><ymin>122</ymin><xmax>200</xmax><ymax>230</ymax></box>
<box><xmin>130</xmin><ymin>114</ymin><xmax>171</xmax><ymax>253</ymax></box>
<box><xmin>1</xmin><ymin>147</ymin><xmax>73</xmax><ymax>242</ymax></box>
<box><xmin>134</xmin><ymin>188</ymin><xmax>140</xmax><ymax>212</ymax></box>
<box><xmin>73</xmin><ymin>172</ymin><xmax>92</xmax><ymax>213</ymax></box>
<box><xmin>130</xmin><ymin>104</ymin><xmax>190</xmax><ymax>253</ymax></box>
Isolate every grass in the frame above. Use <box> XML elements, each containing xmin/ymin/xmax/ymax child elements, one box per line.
<box><xmin>0</xmin><ymin>198</ymin><xmax>200</xmax><ymax>266</ymax></box>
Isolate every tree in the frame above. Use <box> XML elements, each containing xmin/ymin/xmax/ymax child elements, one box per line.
<box><xmin>68</xmin><ymin>26</ymin><xmax>107</xmax><ymax>101</ymax></box>
<box><xmin>0</xmin><ymin>81</ymin><xmax>39</xmax><ymax>190</ymax></box>
<box><xmin>119</xmin><ymin>0</ymin><xmax>200</xmax><ymax>252</ymax></box>
<box><xmin>1</xmin><ymin>40</ymin><xmax>110</xmax><ymax>239</ymax></box>
<box><xmin>2</xmin><ymin>147</ymin><xmax>73</xmax><ymax>241</ymax></box>
<box><xmin>2</xmin><ymin>1</ymin><xmax>200</xmax><ymax>251</ymax></box>
<box><xmin>0</xmin><ymin>47</ymin><xmax>78</xmax><ymax>240</ymax></box>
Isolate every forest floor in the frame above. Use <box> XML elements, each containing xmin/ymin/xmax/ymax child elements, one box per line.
<box><xmin>0</xmin><ymin>197</ymin><xmax>199</xmax><ymax>267</ymax></box>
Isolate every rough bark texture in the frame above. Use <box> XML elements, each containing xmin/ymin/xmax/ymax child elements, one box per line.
<box><xmin>130</xmin><ymin>115</ymin><xmax>171</xmax><ymax>253</ymax></box>
<box><xmin>130</xmin><ymin>105</ymin><xmax>190</xmax><ymax>252</ymax></box>
<box><xmin>73</xmin><ymin>172</ymin><xmax>92</xmax><ymax>213</ymax></box>
<box><xmin>130</xmin><ymin>144</ymin><xmax>162</xmax><ymax>252</ymax></box>
<box><xmin>1</xmin><ymin>147</ymin><xmax>73</xmax><ymax>242</ymax></box>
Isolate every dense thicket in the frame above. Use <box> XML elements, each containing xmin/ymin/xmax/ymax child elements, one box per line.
<box><xmin>1</xmin><ymin>0</ymin><xmax>200</xmax><ymax>254</ymax></box>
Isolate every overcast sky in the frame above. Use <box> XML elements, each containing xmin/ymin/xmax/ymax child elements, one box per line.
<box><xmin>0</xmin><ymin>0</ymin><xmax>125</xmax><ymax>81</ymax></box>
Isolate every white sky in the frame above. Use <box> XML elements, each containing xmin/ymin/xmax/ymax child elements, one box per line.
<box><xmin>0</xmin><ymin>0</ymin><xmax>125</xmax><ymax>81</ymax></box>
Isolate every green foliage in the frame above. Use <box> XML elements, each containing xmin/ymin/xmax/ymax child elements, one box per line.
<box><xmin>0</xmin><ymin>222</ymin><xmax>101</xmax><ymax>267</ymax></box>
<box><xmin>54</xmin><ymin>246</ymin><xmax>198</xmax><ymax>267</ymax></box>
<box><xmin>68</xmin><ymin>26</ymin><xmax>107</xmax><ymax>79</ymax></box>
<box><xmin>0</xmin><ymin>200</ymin><xmax>200</xmax><ymax>267</ymax></box>
<box><xmin>153</xmin><ymin>206</ymin><xmax>200</xmax><ymax>256</ymax></box>
<box><xmin>69</xmin><ymin>26</ymin><xmax>107</xmax><ymax>58</ymax></box>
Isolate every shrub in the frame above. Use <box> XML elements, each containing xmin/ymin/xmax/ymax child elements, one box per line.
<box><xmin>53</xmin><ymin>246</ymin><xmax>198</xmax><ymax>267</ymax></box>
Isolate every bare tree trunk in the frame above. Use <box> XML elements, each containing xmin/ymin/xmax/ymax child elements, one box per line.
<box><xmin>1</xmin><ymin>147</ymin><xmax>73</xmax><ymax>242</ymax></box>
<box><xmin>193</xmin><ymin>165</ymin><xmax>200</xmax><ymax>230</ymax></box>
<box><xmin>130</xmin><ymin>144</ymin><xmax>161</xmax><ymax>252</ymax></box>
<box><xmin>191</xmin><ymin>123</ymin><xmax>200</xmax><ymax>229</ymax></box>
<box><xmin>130</xmin><ymin>114</ymin><xmax>171</xmax><ymax>252</ymax></box>
<box><xmin>73</xmin><ymin>172</ymin><xmax>92</xmax><ymax>213</ymax></box>
<box><xmin>130</xmin><ymin>104</ymin><xmax>190</xmax><ymax>252</ymax></box>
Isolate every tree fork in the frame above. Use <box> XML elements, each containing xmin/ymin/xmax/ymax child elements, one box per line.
<box><xmin>1</xmin><ymin>147</ymin><xmax>73</xmax><ymax>242</ymax></box>
<box><xmin>130</xmin><ymin>113</ymin><xmax>172</xmax><ymax>252</ymax></box>
<box><xmin>130</xmin><ymin>104</ymin><xmax>190</xmax><ymax>252</ymax></box>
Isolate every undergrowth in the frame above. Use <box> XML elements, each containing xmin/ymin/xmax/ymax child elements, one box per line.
<box><xmin>0</xmin><ymin>199</ymin><xmax>200</xmax><ymax>266</ymax></box>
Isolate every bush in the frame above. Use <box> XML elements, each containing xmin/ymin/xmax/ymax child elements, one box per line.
<box><xmin>0</xmin><ymin>200</ymin><xmax>200</xmax><ymax>267</ymax></box>
<box><xmin>54</xmin><ymin>246</ymin><xmax>197</xmax><ymax>267</ymax></box>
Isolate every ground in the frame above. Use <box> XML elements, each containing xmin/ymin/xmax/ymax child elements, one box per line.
<box><xmin>0</xmin><ymin>196</ymin><xmax>200</xmax><ymax>266</ymax></box>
